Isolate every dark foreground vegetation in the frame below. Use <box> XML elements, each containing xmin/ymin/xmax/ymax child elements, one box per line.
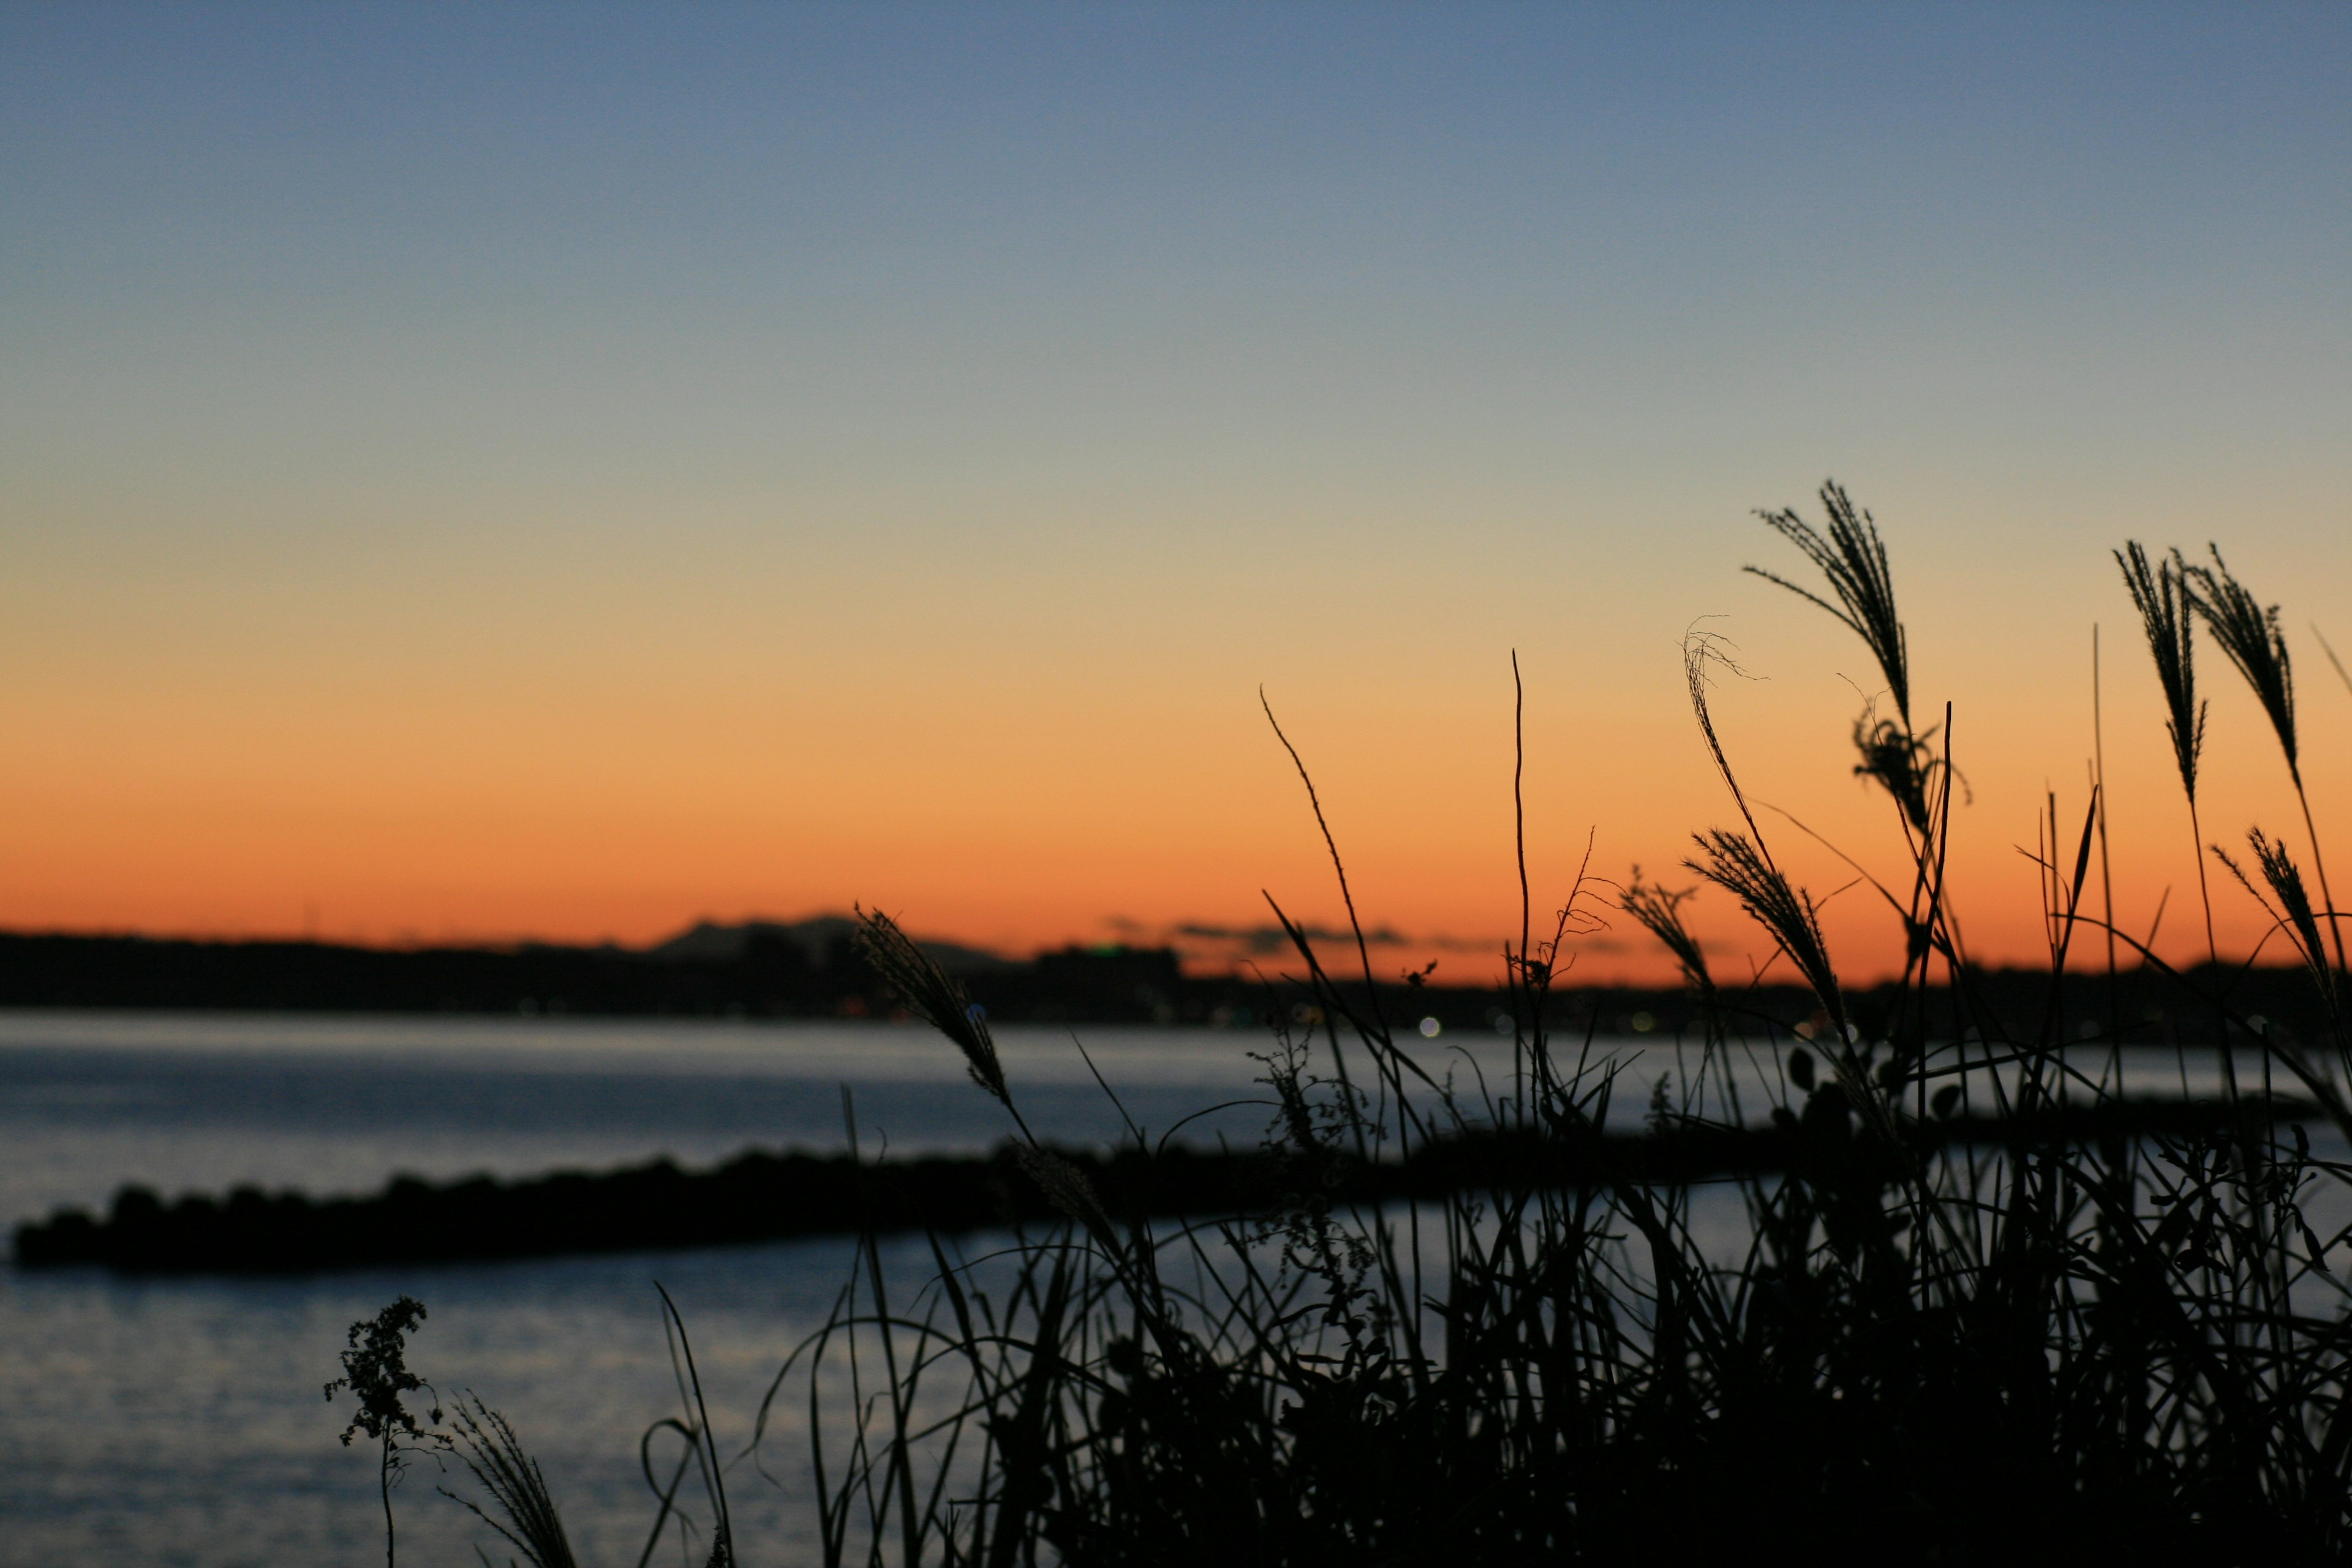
<box><xmin>319</xmin><ymin>489</ymin><xmax>2352</xmax><ymax>1566</ymax></box>
<box><xmin>15</xmin><ymin>1097</ymin><xmax>2277</xmax><ymax>1273</ymax></box>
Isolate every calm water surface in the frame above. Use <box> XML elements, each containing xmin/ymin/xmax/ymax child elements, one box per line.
<box><xmin>0</xmin><ymin>1011</ymin><xmax>1507</xmax><ymax>1567</ymax></box>
<box><xmin>0</xmin><ymin>1011</ymin><xmax>2316</xmax><ymax>1566</ymax></box>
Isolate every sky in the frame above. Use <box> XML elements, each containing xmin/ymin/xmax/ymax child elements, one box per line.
<box><xmin>1</xmin><ymin>2</ymin><xmax>2346</xmax><ymax>984</ymax></box>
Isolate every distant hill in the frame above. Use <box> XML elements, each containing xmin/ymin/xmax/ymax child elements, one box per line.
<box><xmin>646</xmin><ymin>915</ymin><xmax>1013</xmax><ymax>975</ymax></box>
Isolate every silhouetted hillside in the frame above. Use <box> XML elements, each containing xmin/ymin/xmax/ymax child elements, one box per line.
<box><xmin>647</xmin><ymin>916</ymin><xmax>1012</xmax><ymax>975</ymax></box>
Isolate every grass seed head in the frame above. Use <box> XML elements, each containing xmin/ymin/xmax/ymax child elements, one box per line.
<box><xmin>1748</xmin><ymin>480</ymin><xmax>1911</xmax><ymax>729</ymax></box>
<box><xmin>2184</xmin><ymin>545</ymin><xmax>2299</xmax><ymax>777</ymax></box>
<box><xmin>1686</xmin><ymin>829</ymin><xmax>1842</xmax><ymax>1039</ymax></box>
<box><xmin>443</xmin><ymin>1395</ymin><xmax>579</xmax><ymax>1568</ymax></box>
<box><xmin>1011</xmin><ymin>1142</ymin><xmax>1119</xmax><ymax>1249</ymax></box>
<box><xmin>854</xmin><ymin>906</ymin><xmax>1008</xmax><ymax>1106</ymax></box>
<box><xmin>2115</xmin><ymin>541</ymin><xmax>2206</xmax><ymax>804</ymax></box>
<box><xmin>2217</xmin><ymin>829</ymin><xmax>2337</xmax><ymax>1020</ymax></box>
<box><xmin>1620</xmin><ymin>870</ymin><xmax>1714</xmax><ymax>1001</ymax></box>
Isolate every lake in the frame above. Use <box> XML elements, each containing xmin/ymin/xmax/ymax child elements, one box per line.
<box><xmin>0</xmin><ymin>1009</ymin><xmax>2308</xmax><ymax>1566</ymax></box>
<box><xmin>0</xmin><ymin>1009</ymin><xmax>1510</xmax><ymax>1567</ymax></box>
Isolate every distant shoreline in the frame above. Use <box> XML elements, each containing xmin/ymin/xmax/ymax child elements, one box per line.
<box><xmin>0</xmin><ymin>927</ymin><xmax>2334</xmax><ymax>1045</ymax></box>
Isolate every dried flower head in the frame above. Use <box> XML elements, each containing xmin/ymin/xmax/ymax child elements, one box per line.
<box><xmin>1686</xmin><ymin>831</ymin><xmax>1895</xmax><ymax>1139</ymax></box>
<box><xmin>1622</xmin><ymin>870</ymin><xmax>1729</xmax><ymax>1049</ymax></box>
<box><xmin>325</xmin><ymin>1295</ymin><xmax>442</xmax><ymax>1448</ymax></box>
<box><xmin>1852</xmin><ymin>714</ymin><xmax>1940</xmax><ymax>835</ymax></box>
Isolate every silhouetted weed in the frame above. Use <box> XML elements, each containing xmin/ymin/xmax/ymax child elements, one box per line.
<box><xmin>325</xmin><ymin>1295</ymin><xmax>445</xmax><ymax>1568</ymax></box>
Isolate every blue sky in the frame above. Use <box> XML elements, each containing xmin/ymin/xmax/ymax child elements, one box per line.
<box><xmin>10</xmin><ymin>3</ymin><xmax>2342</xmax><ymax>500</ymax></box>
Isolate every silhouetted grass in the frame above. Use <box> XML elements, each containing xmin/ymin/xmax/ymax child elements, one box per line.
<box><xmin>442</xmin><ymin>1395</ymin><xmax>579</xmax><ymax>1568</ymax></box>
<box><xmin>337</xmin><ymin>486</ymin><xmax>2352</xmax><ymax>1565</ymax></box>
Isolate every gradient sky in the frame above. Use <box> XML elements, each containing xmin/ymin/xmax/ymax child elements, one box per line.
<box><xmin>2</xmin><ymin>2</ymin><xmax>2347</xmax><ymax>984</ymax></box>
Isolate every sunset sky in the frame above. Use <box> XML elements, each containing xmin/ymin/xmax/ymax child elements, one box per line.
<box><xmin>3</xmin><ymin>3</ymin><xmax>2346</xmax><ymax>984</ymax></box>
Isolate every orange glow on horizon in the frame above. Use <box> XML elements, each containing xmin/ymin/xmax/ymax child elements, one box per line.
<box><xmin>5</xmin><ymin>568</ymin><xmax>2345</xmax><ymax>994</ymax></box>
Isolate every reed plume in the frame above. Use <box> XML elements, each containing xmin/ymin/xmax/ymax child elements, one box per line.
<box><xmin>854</xmin><ymin>905</ymin><xmax>1011</xmax><ymax>1110</ymax></box>
<box><xmin>442</xmin><ymin>1396</ymin><xmax>579</xmax><ymax>1568</ymax></box>
<box><xmin>2185</xmin><ymin>546</ymin><xmax>2297</xmax><ymax>776</ymax></box>
<box><xmin>856</xmin><ymin>907</ymin><xmax>1121</xmax><ymax>1246</ymax></box>
<box><xmin>2184</xmin><ymin>547</ymin><xmax>2346</xmax><ymax>976</ymax></box>
<box><xmin>1619</xmin><ymin>871</ymin><xmax>1714</xmax><ymax>1008</ymax></box>
<box><xmin>1686</xmin><ymin>829</ymin><xmax>1847</xmax><ymax>1042</ymax></box>
<box><xmin>2115</xmin><ymin>543</ymin><xmax>2205</xmax><ymax>806</ymax></box>
<box><xmin>1682</xmin><ymin>627</ymin><xmax>1895</xmax><ymax>1135</ymax></box>
<box><xmin>2217</xmin><ymin>831</ymin><xmax>2342</xmax><ymax>1044</ymax></box>
<box><xmin>1749</xmin><ymin>483</ymin><xmax>1956</xmax><ymax>856</ymax></box>
<box><xmin>2115</xmin><ymin>539</ymin><xmax>2231</xmax><ymax>990</ymax></box>
<box><xmin>1749</xmin><ymin>480</ymin><xmax>1911</xmax><ymax>728</ymax></box>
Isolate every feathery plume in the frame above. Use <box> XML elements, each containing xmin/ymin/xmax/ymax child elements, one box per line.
<box><xmin>1622</xmin><ymin>870</ymin><xmax>1726</xmax><ymax>1047</ymax></box>
<box><xmin>1012</xmin><ymin>1143</ymin><xmax>1120</xmax><ymax>1251</ymax></box>
<box><xmin>442</xmin><ymin>1396</ymin><xmax>579</xmax><ymax>1568</ymax></box>
<box><xmin>2216</xmin><ymin>831</ymin><xmax>2338</xmax><ymax>1027</ymax></box>
<box><xmin>1686</xmin><ymin>830</ymin><xmax>1842</xmax><ymax>1040</ymax></box>
<box><xmin>2184</xmin><ymin>546</ymin><xmax>2298</xmax><ymax>778</ymax></box>
<box><xmin>854</xmin><ymin>906</ymin><xmax>1009</xmax><ymax>1108</ymax></box>
<box><xmin>1749</xmin><ymin>480</ymin><xmax>1911</xmax><ymax>728</ymax></box>
<box><xmin>2114</xmin><ymin>542</ymin><xmax>2205</xmax><ymax>804</ymax></box>
<box><xmin>1687</xmin><ymin>830</ymin><xmax>1893</xmax><ymax>1139</ymax></box>
<box><xmin>1621</xmin><ymin>872</ymin><xmax>1714</xmax><ymax>1005</ymax></box>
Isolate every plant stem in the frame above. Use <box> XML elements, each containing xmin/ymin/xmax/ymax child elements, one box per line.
<box><xmin>2187</xmin><ymin>795</ymin><xmax>2241</xmax><ymax>1114</ymax></box>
